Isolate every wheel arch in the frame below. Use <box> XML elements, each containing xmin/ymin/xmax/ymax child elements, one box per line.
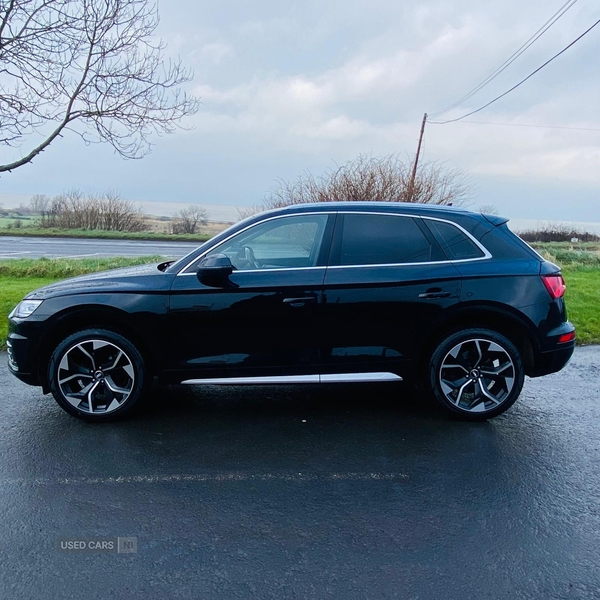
<box><xmin>416</xmin><ymin>303</ymin><xmax>539</xmax><ymax>378</ymax></box>
<box><xmin>35</xmin><ymin>305</ymin><xmax>157</xmax><ymax>391</ymax></box>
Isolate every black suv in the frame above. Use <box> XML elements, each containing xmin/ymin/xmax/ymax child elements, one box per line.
<box><xmin>7</xmin><ymin>202</ymin><xmax>575</xmax><ymax>421</ymax></box>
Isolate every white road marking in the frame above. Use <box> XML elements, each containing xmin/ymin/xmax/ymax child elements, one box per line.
<box><xmin>0</xmin><ymin>471</ymin><xmax>409</xmax><ymax>486</ymax></box>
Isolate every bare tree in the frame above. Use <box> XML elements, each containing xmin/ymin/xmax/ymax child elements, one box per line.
<box><xmin>172</xmin><ymin>205</ymin><xmax>209</xmax><ymax>234</ymax></box>
<box><xmin>33</xmin><ymin>189</ymin><xmax>145</xmax><ymax>231</ymax></box>
<box><xmin>0</xmin><ymin>0</ymin><xmax>199</xmax><ymax>173</ymax></box>
<box><xmin>241</xmin><ymin>154</ymin><xmax>473</xmax><ymax>217</ymax></box>
<box><xmin>29</xmin><ymin>194</ymin><xmax>50</xmax><ymax>214</ymax></box>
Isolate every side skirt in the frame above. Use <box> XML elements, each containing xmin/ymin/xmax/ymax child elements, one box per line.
<box><xmin>180</xmin><ymin>372</ymin><xmax>402</xmax><ymax>385</ymax></box>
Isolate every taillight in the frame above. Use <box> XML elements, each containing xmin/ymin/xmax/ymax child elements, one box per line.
<box><xmin>558</xmin><ymin>331</ymin><xmax>576</xmax><ymax>343</ymax></box>
<box><xmin>541</xmin><ymin>274</ymin><xmax>566</xmax><ymax>299</ymax></box>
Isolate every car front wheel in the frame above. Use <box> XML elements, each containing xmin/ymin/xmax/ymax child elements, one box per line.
<box><xmin>48</xmin><ymin>328</ymin><xmax>149</xmax><ymax>421</ymax></box>
<box><xmin>428</xmin><ymin>328</ymin><xmax>525</xmax><ymax>420</ymax></box>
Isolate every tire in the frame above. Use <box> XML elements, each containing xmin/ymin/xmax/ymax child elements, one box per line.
<box><xmin>427</xmin><ymin>328</ymin><xmax>525</xmax><ymax>421</ymax></box>
<box><xmin>48</xmin><ymin>328</ymin><xmax>149</xmax><ymax>422</ymax></box>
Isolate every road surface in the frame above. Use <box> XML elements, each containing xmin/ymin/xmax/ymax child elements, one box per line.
<box><xmin>1</xmin><ymin>346</ymin><xmax>599</xmax><ymax>599</ymax></box>
<box><xmin>0</xmin><ymin>235</ymin><xmax>201</xmax><ymax>259</ymax></box>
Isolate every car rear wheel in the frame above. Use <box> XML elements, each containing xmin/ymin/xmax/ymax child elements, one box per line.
<box><xmin>428</xmin><ymin>328</ymin><xmax>525</xmax><ymax>420</ymax></box>
<box><xmin>48</xmin><ymin>329</ymin><xmax>149</xmax><ymax>421</ymax></box>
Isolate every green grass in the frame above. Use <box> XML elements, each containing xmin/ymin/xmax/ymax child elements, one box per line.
<box><xmin>0</xmin><ymin>256</ymin><xmax>164</xmax><ymax>278</ymax></box>
<box><xmin>562</xmin><ymin>267</ymin><xmax>600</xmax><ymax>345</ymax></box>
<box><xmin>0</xmin><ymin>254</ymin><xmax>599</xmax><ymax>353</ymax></box>
<box><xmin>0</xmin><ymin>216</ymin><xmax>35</xmax><ymax>227</ymax></box>
<box><xmin>0</xmin><ymin>226</ymin><xmax>211</xmax><ymax>242</ymax></box>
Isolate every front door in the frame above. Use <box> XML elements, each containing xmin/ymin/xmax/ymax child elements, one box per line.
<box><xmin>167</xmin><ymin>213</ymin><xmax>334</xmax><ymax>381</ymax></box>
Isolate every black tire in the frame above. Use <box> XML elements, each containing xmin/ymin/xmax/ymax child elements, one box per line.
<box><xmin>48</xmin><ymin>328</ymin><xmax>149</xmax><ymax>422</ymax></box>
<box><xmin>428</xmin><ymin>328</ymin><xmax>525</xmax><ymax>421</ymax></box>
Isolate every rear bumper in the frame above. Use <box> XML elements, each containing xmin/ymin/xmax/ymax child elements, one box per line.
<box><xmin>530</xmin><ymin>341</ymin><xmax>575</xmax><ymax>377</ymax></box>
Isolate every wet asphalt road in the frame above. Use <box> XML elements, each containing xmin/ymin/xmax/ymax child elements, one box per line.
<box><xmin>0</xmin><ymin>347</ymin><xmax>599</xmax><ymax>599</ymax></box>
<box><xmin>0</xmin><ymin>236</ymin><xmax>199</xmax><ymax>259</ymax></box>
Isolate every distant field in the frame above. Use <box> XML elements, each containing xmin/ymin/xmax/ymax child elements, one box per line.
<box><xmin>0</xmin><ymin>216</ymin><xmax>35</xmax><ymax>227</ymax></box>
<box><xmin>0</xmin><ymin>209</ymin><xmax>230</xmax><ymax>241</ymax></box>
<box><xmin>531</xmin><ymin>241</ymin><xmax>600</xmax><ymax>268</ymax></box>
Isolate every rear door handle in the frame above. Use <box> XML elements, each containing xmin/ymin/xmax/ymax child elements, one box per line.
<box><xmin>283</xmin><ymin>296</ymin><xmax>317</xmax><ymax>307</ymax></box>
<box><xmin>419</xmin><ymin>291</ymin><xmax>451</xmax><ymax>299</ymax></box>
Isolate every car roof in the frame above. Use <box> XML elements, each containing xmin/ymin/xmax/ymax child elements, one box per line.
<box><xmin>261</xmin><ymin>201</ymin><xmax>475</xmax><ymax>218</ymax></box>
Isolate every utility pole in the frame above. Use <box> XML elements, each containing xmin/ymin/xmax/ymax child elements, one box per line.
<box><xmin>408</xmin><ymin>112</ymin><xmax>427</xmax><ymax>200</ymax></box>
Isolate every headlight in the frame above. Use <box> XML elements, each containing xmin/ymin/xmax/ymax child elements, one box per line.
<box><xmin>13</xmin><ymin>299</ymin><xmax>43</xmax><ymax>318</ymax></box>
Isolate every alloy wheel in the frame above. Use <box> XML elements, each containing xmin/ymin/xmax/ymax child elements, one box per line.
<box><xmin>438</xmin><ymin>338</ymin><xmax>515</xmax><ymax>413</ymax></box>
<box><xmin>57</xmin><ymin>339</ymin><xmax>135</xmax><ymax>414</ymax></box>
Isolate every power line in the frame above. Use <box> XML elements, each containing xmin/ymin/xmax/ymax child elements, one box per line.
<box><xmin>430</xmin><ymin>17</ymin><xmax>600</xmax><ymax>125</ymax></box>
<box><xmin>429</xmin><ymin>0</ymin><xmax>579</xmax><ymax>119</ymax></box>
<box><xmin>439</xmin><ymin>120</ymin><xmax>600</xmax><ymax>132</ymax></box>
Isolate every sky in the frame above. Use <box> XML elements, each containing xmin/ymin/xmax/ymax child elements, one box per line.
<box><xmin>0</xmin><ymin>0</ymin><xmax>599</xmax><ymax>223</ymax></box>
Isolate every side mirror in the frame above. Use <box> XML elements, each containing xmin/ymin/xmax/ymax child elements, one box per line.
<box><xmin>196</xmin><ymin>254</ymin><xmax>234</xmax><ymax>286</ymax></box>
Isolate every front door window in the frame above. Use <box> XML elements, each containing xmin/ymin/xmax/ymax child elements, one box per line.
<box><xmin>205</xmin><ymin>214</ymin><xmax>329</xmax><ymax>271</ymax></box>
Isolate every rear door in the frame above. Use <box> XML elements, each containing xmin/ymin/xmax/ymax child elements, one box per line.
<box><xmin>320</xmin><ymin>212</ymin><xmax>462</xmax><ymax>378</ymax></box>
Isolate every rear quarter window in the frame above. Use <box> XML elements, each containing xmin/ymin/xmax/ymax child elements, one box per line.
<box><xmin>424</xmin><ymin>219</ymin><xmax>485</xmax><ymax>260</ymax></box>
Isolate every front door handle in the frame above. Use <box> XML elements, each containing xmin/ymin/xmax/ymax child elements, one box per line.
<box><xmin>283</xmin><ymin>296</ymin><xmax>317</xmax><ymax>307</ymax></box>
<box><xmin>419</xmin><ymin>290</ymin><xmax>451</xmax><ymax>299</ymax></box>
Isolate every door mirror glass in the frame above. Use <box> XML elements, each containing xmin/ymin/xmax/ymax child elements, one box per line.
<box><xmin>196</xmin><ymin>253</ymin><xmax>234</xmax><ymax>286</ymax></box>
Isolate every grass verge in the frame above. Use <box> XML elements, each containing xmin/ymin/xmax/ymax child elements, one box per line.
<box><xmin>0</xmin><ymin>227</ymin><xmax>211</xmax><ymax>243</ymax></box>
<box><xmin>531</xmin><ymin>242</ymin><xmax>600</xmax><ymax>268</ymax></box>
<box><xmin>562</xmin><ymin>267</ymin><xmax>600</xmax><ymax>345</ymax></box>
<box><xmin>0</xmin><ymin>256</ymin><xmax>164</xmax><ymax>278</ymax></box>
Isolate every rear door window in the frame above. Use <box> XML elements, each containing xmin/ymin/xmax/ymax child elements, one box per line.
<box><xmin>334</xmin><ymin>214</ymin><xmax>441</xmax><ymax>266</ymax></box>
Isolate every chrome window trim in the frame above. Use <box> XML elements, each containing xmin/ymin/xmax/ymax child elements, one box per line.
<box><xmin>325</xmin><ymin>257</ymin><xmax>485</xmax><ymax>270</ymax></box>
<box><xmin>177</xmin><ymin>266</ymin><xmax>326</xmax><ymax>276</ymax></box>
<box><xmin>176</xmin><ymin>210</ymin><xmax>492</xmax><ymax>276</ymax></box>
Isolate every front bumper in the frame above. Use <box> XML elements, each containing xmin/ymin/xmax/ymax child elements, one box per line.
<box><xmin>6</xmin><ymin>327</ymin><xmax>41</xmax><ymax>387</ymax></box>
